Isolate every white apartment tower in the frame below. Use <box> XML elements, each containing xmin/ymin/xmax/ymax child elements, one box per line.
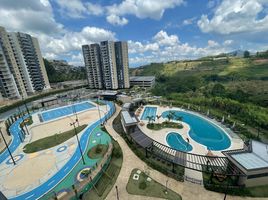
<box><xmin>82</xmin><ymin>44</ymin><xmax>103</xmax><ymax>89</ymax></box>
<box><xmin>0</xmin><ymin>26</ymin><xmax>50</xmax><ymax>99</ymax></box>
<box><xmin>82</xmin><ymin>40</ymin><xmax>130</xmax><ymax>90</ymax></box>
<box><xmin>115</xmin><ymin>41</ymin><xmax>130</xmax><ymax>89</ymax></box>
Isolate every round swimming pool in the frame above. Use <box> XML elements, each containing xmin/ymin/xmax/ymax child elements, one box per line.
<box><xmin>166</xmin><ymin>132</ymin><xmax>193</xmax><ymax>152</ymax></box>
<box><xmin>162</xmin><ymin>110</ymin><xmax>231</xmax><ymax>151</ymax></box>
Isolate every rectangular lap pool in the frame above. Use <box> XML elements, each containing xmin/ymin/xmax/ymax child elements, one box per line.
<box><xmin>41</xmin><ymin>102</ymin><xmax>95</xmax><ymax>122</ymax></box>
<box><xmin>141</xmin><ymin>106</ymin><xmax>157</xmax><ymax>120</ymax></box>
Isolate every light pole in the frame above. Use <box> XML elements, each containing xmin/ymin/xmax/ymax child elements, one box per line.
<box><xmin>70</xmin><ymin>121</ymin><xmax>85</xmax><ymax>165</ymax></box>
<box><xmin>22</xmin><ymin>96</ymin><xmax>30</xmax><ymax>116</ymax></box>
<box><xmin>97</xmin><ymin>97</ymin><xmax>102</xmax><ymax>125</ymax></box>
<box><xmin>115</xmin><ymin>185</ymin><xmax>119</xmax><ymax>200</ymax></box>
<box><xmin>165</xmin><ymin>179</ymin><xmax>168</xmax><ymax>194</ymax></box>
<box><xmin>72</xmin><ymin>103</ymin><xmax>80</xmax><ymax>127</ymax></box>
<box><xmin>0</xmin><ymin>128</ymin><xmax>16</xmax><ymax>165</ymax></box>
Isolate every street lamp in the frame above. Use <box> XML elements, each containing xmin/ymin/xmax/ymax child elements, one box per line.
<box><xmin>165</xmin><ymin>179</ymin><xmax>168</xmax><ymax>194</ymax></box>
<box><xmin>72</xmin><ymin>103</ymin><xmax>80</xmax><ymax>127</ymax></box>
<box><xmin>0</xmin><ymin>128</ymin><xmax>16</xmax><ymax>165</ymax></box>
<box><xmin>70</xmin><ymin>121</ymin><xmax>85</xmax><ymax>165</ymax></box>
<box><xmin>96</xmin><ymin>97</ymin><xmax>102</xmax><ymax>125</ymax></box>
<box><xmin>22</xmin><ymin>96</ymin><xmax>30</xmax><ymax>116</ymax></box>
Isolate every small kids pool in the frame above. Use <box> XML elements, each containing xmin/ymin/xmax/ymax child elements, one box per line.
<box><xmin>166</xmin><ymin>132</ymin><xmax>193</xmax><ymax>152</ymax></box>
<box><xmin>162</xmin><ymin>110</ymin><xmax>231</xmax><ymax>151</ymax></box>
<box><xmin>141</xmin><ymin>106</ymin><xmax>157</xmax><ymax>120</ymax></box>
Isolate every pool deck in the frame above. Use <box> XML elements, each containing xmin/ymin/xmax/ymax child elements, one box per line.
<box><xmin>137</xmin><ymin>105</ymin><xmax>244</xmax><ymax>157</ymax></box>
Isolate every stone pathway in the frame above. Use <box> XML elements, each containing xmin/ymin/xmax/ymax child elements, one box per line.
<box><xmin>105</xmin><ymin>105</ymin><xmax>267</xmax><ymax>200</ymax></box>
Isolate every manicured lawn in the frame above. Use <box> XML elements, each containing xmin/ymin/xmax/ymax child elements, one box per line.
<box><xmin>88</xmin><ymin>144</ymin><xmax>108</xmax><ymax>159</ymax></box>
<box><xmin>127</xmin><ymin>168</ymin><xmax>182</xmax><ymax>200</ymax></box>
<box><xmin>147</xmin><ymin>121</ymin><xmax>183</xmax><ymax>130</ymax></box>
<box><xmin>23</xmin><ymin>124</ymin><xmax>87</xmax><ymax>153</ymax></box>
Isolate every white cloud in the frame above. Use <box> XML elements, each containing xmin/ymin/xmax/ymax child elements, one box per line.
<box><xmin>0</xmin><ymin>0</ymin><xmax>63</xmax><ymax>35</ymax></box>
<box><xmin>55</xmin><ymin>0</ymin><xmax>87</xmax><ymax>18</ymax></box>
<box><xmin>182</xmin><ymin>17</ymin><xmax>196</xmax><ymax>25</ymax></box>
<box><xmin>86</xmin><ymin>2</ymin><xmax>104</xmax><ymax>16</ymax></box>
<box><xmin>198</xmin><ymin>0</ymin><xmax>268</xmax><ymax>35</ymax></box>
<box><xmin>153</xmin><ymin>30</ymin><xmax>179</xmax><ymax>46</ymax></box>
<box><xmin>128</xmin><ymin>32</ymin><xmax>234</xmax><ymax>66</ymax></box>
<box><xmin>42</xmin><ymin>26</ymin><xmax>116</xmax><ymax>55</ymax></box>
<box><xmin>128</xmin><ymin>40</ymin><xmax>159</xmax><ymax>53</ymax></box>
<box><xmin>106</xmin><ymin>15</ymin><xmax>129</xmax><ymax>26</ymax></box>
<box><xmin>207</xmin><ymin>40</ymin><xmax>219</xmax><ymax>48</ymax></box>
<box><xmin>223</xmin><ymin>40</ymin><xmax>234</xmax><ymax>46</ymax></box>
<box><xmin>54</xmin><ymin>0</ymin><xmax>104</xmax><ymax>18</ymax></box>
<box><xmin>106</xmin><ymin>0</ymin><xmax>184</xmax><ymax>25</ymax></box>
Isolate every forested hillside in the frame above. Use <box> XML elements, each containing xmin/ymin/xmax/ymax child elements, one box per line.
<box><xmin>44</xmin><ymin>58</ymin><xmax>86</xmax><ymax>83</ymax></box>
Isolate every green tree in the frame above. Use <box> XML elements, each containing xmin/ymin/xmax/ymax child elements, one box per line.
<box><xmin>211</xmin><ymin>83</ymin><xmax>225</xmax><ymax>96</ymax></box>
<box><xmin>244</xmin><ymin>50</ymin><xmax>250</xmax><ymax>58</ymax></box>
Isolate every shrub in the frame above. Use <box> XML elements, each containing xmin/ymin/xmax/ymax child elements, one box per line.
<box><xmin>139</xmin><ymin>181</ymin><xmax>147</xmax><ymax>190</ymax></box>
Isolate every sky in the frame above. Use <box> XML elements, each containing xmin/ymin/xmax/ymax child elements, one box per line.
<box><xmin>0</xmin><ymin>0</ymin><xmax>268</xmax><ymax>67</ymax></box>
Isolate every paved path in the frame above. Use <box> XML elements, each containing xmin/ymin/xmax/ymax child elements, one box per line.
<box><xmin>105</xmin><ymin>105</ymin><xmax>267</xmax><ymax>200</ymax></box>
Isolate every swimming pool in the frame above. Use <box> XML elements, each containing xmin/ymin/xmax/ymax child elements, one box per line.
<box><xmin>162</xmin><ymin>110</ymin><xmax>231</xmax><ymax>151</ymax></box>
<box><xmin>41</xmin><ymin>102</ymin><xmax>95</xmax><ymax>122</ymax></box>
<box><xmin>141</xmin><ymin>106</ymin><xmax>157</xmax><ymax>120</ymax></box>
<box><xmin>166</xmin><ymin>132</ymin><xmax>193</xmax><ymax>152</ymax></box>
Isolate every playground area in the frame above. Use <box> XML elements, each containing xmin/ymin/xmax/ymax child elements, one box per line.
<box><xmin>0</xmin><ymin>100</ymin><xmax>115</xmax><ymax>200</ymax></box>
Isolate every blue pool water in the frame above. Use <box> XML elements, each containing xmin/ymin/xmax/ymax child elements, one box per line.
<box><xmin>166</xmin><ymin>132</ymin><xmax>193</xmax><ymax>152</ymax></box>
<box><xmin>41</xmin><ymin>102</ymin><xmax>95</xmax><ymax>121</ymax></box>
<box><xmin>141</xmin><ymin>106</ymin><xmax>157</xmax><ymax>120</ymax></box>
<box><xmin>162</xmin><ymin>110</ymin><xmax>231</xmax><ymax>151</ymax></box>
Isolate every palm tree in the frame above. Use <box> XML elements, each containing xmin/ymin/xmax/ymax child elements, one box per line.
<box><xmin>147</xmin><ymin>116</ymin><xmax>155</xmax><ymax>124</ymax></box>
<box><xmin>166</xmin><ymin>112</ymin><xmax>174</xmax><ymax>122</ymax></box>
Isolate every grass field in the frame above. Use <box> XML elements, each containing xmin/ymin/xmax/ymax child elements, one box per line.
<box><xmin>127</xmin><ymin>168</ymin><xmax>182</xmax><ymax>200</ymax></box>
<box><xmin>23</xmin><ymin>124</ymin><xmax>87</xmax><ymax>153</ymax></box>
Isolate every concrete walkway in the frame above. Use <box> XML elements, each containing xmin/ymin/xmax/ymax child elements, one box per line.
<box><xmin>105</xmin><ymin>105</ymin><xmax>267</xmax><ymax>200</ymax></box>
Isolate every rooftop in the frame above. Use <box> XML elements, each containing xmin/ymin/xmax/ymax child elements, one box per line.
<box><xmin>121</xmin><ymin>111</ymin><xmax>138</xmax><ymax>125</ymax></box>
<box><xmin>230</xmin><ymin>140</ymin><xmax>268</xmax><ymax>170</ymax></box>
<box><xmin>130</xmin><ymin>76</ymin><xmax>155</xmax><ymax>82</ymax></box>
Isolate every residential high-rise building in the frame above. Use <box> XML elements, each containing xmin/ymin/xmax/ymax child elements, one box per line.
<box><xmin>0</xmin><ymin>27</ymin><xmax>27</xmax><ymax>99</ymax></box>
<box><xmin>100</xmin><ymin>41</ymin><xmax>118</xmax><ymax>89</ymax></box>
<box><xmin>82</xmin><ymin>40</ymin><xmax>130</xmax><ymax>90</ymax></box>
<box><xmin>82</xmin><ymin>44</ymin><xmax>103</xmax><ymax>89</ymax></box>
<box><xmin>115</xmin><ymin>41</ymin><xmax>130</xmax><ymax>89</ymax></box>
<box><xmin>0</xmin><ymin>26</ymin><xmax>50</xmax><ymax>99</ymax></box>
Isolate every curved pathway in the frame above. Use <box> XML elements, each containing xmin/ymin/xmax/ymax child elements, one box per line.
<box><xmin>0</xmin><ymin>115</ymin><xmax>28</xmax><ymax>164</ymax></box>
<box><xmin>105</xmin><ymin>105</ymin><xmax>267</xmax><ymax>200</ymax></box>
<box><xmin>0</xmin><ymin>101</ymin><xmax>115</xmax><ymax>200</ymax></box>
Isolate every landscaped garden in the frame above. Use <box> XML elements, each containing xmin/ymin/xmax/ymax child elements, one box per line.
<box><xmin>127</xmin><ymin>168</ymin><xmax>182</xmax><ymax>200</ymax></box>
<box><xmin>88</xmin><ymin>144</ymin><xmax>108</xmax><ymax>159</ymax></box>
<box><xmin>23</xmin><ymin>124</ymin><xmax>87</xmax><ymax>153</ymax></box>
<box><xmin>147</xmin><ymin>121</ymin><xmax>183</xmax><ymax>130</ymax></box>
<box><xmin>82</xmin><ymin>139</ymin><xmax>123</xmax><ymax>200</ymax></box>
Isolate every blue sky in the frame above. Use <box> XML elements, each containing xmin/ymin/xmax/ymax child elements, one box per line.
<box><xmin>0</xmin><ymin>0</ymin><xmax>268</xmax><ymax>67</ymax></box>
